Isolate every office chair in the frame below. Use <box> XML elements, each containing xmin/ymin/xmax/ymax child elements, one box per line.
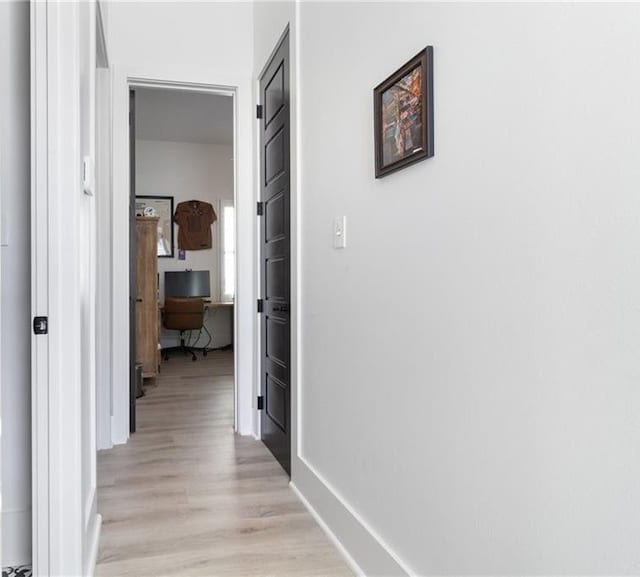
<box><xmin>162</xmin><ymin>297</ymin><xmax>205</xmax><ymax>362</ymax></box>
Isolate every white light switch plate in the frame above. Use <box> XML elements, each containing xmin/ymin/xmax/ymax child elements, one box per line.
<box><xmin>333</xmin><ymin>216</ymin><xmax>347</xmax><ymax>249</ymax></box>
<box><xmin>83</xmin><ymin>156</ymin><xmax>94</xmax><ymax>195</ymax></box>
<box><xmin>1</xmin><ymin>210</ymin><xmax>7</xmax><ymax>246</ymax></box>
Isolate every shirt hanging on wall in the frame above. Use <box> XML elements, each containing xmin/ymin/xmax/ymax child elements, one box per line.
<box><xmin>174</xmin><ymin>200</ymin><xmax>217</xmax><ymax>250</ymax></box>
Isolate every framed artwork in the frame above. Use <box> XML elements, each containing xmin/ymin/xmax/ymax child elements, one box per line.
<box><xmin>135</xmin><ymin>195</ymin><xmax>174</xmax><ymax>257</ymax></box>
<box><xmin>374</xmin><ymin>46</ymin><xmax>434</xmax><ymax>178</ymax></box>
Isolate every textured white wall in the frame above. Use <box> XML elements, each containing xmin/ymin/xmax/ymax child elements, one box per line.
<box><xmin>136</xmin><ymin>139</ymin><xmax>234</xmax><ymax>348</ymax></box>
<box><xmin>294</xmin><ymin>2</ymin><xmax>640</xmax><ymax>575</ymax></box>
<box><xmin>0</xmin><ymin>0</ymin><xmax>32</xmax><ymax>566</ymax></box>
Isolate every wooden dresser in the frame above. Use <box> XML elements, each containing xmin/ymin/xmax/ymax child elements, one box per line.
<box><xmin>136</xmin><ymin>216</ymin><xmax>159</xmax><ymax>378</ymax></box>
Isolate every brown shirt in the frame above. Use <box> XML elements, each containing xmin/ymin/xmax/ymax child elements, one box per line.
<box><xmin>174</xmin><ymin>200</ymin><xmax>217</xmax><ymax>250</ymax></box>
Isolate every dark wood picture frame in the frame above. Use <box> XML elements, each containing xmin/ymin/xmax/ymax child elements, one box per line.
<box><xmin>374</xmin><ymin>46</ymin><xmax>434</xmax><ymax>178</ymax></box>
<box><xmin>134</xmin><ymin>195</ymin><xmax>175</xmax><ymax>258</ymax></box>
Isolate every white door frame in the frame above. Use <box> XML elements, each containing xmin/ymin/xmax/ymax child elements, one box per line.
<box><xmin>109</xmin><ymin>74</ymin><xmax>257</xmax><ymax>444</ymax></box>
<box><xmin>31</xmin><ymin>4</ymin><xmax>53</xmax><ymax>572</ymax></box>
<box><xmin>128</xmin><ymin>78</ymin><xmax>238</xmax><ymax>427</ymax></box>
<box><xmin>31</xmin><ymin>2</ymin><xmax>102</xmax><ymax>574</ymax></box>
<box><xmin>0</xmin><ymin>53</ymin><xmax>4</xmax><ymax>577</ymax></box>
<box><xmin>95</xmin><ymin>4</ymin><xmax>113</xmax><ymax>452</ymax></box>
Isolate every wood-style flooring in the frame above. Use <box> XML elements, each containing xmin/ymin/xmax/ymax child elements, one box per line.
<box><xmin>96</xmin><ymin>350</ymin><xmax>352</xmax><ymax>577</ymax></box>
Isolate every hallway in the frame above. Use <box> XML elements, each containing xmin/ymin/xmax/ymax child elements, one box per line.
<box><xmin>95</xmin><ymin>351</ymin><xmax>352</xmax><ymax>576</ymax></box>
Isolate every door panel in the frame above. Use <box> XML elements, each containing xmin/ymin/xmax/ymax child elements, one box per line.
<box><xmin>266</xmin><ymin>316</ymin><xmax>288</xmax><ymax>366</ymax></box>
<box><xmin>266</xmin><ymin>375</ymin><xmax>287</xmax><ymax>431</ymax></box>
<box><xmin>266</xmin><ymin>192</ymin><xmax>285</xmax><ymax>239</ymax></box>
<box><xmin>265</xmin><ymin>128</ymin><xmax>285</xmax><ymax>183</ymax></box>
<box><xmin>264</xmin><ymin>63</ymin><xmax>284</xmax><ymax>126</ymax></box>
<box><xmin>260</xmin><ymin>31</ymin><xmax>291</xmax><ymax>475</ymax></box>
<box><xmin>265</xmin><ymin>258</ymin><xmax>286</xmax><ymax>300</ymax></box>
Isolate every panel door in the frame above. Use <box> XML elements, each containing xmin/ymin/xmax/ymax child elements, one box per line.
<box><xmin>259</xmin><ymin>31</ymin><xmax>291</xmax><ymax>475</ymax></box>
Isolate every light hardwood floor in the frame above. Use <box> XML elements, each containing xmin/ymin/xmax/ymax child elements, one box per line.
<box><xmin>96</xmin><ymin>350</ymin><xmax>353</xmax><ymax>577</ymax></box>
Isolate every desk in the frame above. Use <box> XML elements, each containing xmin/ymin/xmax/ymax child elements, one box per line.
<box><xmin>206</xmin><ymin>301</ymin><xmax>234</xmax><ymax>351</ymax></box>
<box><xmin>159</xmin><ymin>300</ymin><xmax>234</xmax><ymax>352</ymax></box>
<box><xmin>158</xmin><ymin>300</ymin><xmax>233</xmax><ymax>310</ymax></box>
<box><xmin>204</xmin><ymin>300</ymin><xmax>234</xmax><ymax>350</ymax></box>
<box><xmin>206</xmin><ymin>301</ymin><xmax>234</xmax><ymax>308</ymax></box>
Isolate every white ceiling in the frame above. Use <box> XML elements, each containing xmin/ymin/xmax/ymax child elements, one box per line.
<box><xmin>135</xmin><ymin>87</ymin><xmax>233</xmax><ymax>146</ymax></box>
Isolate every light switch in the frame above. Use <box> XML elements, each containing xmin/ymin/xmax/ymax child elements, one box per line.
<box><xmin>333</xmin><ymin>216</ymin><xmax>347</xmax><ymax>249</ymax></box>
<box><xmin>83</xmin><ymin>156</ymin><xmax>94</xmax><ymax>196</ymax></box>
<box><xmin>0</xmin><ymin>210</ymin><xmax>7</xmax><ymax>246</ymax></box>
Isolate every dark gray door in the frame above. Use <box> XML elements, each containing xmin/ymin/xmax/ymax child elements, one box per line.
<box><xmin>259</xmin><ymin>31</ymin><xmax>291</xmax><ymax>475</ymax></box>
<box><xmin>129</xmin><ymin>89</ymin><xmax>137</xmax><ymax>433</ymax></box>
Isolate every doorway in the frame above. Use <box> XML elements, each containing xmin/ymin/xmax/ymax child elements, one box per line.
<box><xmin>127</xmin><ymin>84</ymin><xmax>237</xmax><ymax>430</ymax></box>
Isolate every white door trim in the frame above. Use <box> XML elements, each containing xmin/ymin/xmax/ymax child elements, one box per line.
<box><xmin>128</xmin><ymin>79</ymin><xmax>239</xmax><ymax>434</ymax></box>
<box><xmin>109</xmin><ymin>73</ymin><xmax>256</xmax><ymax>445</ymax></box>
<box><xmin>31</xmin><ymin>2</ymin><xmax>101</xmax><ymax>574</ymax></box>
<box><xmin>0</xmin><ymin>28</ymin><xmax>3</xmax><ymax>575</ymax></box>
<box><xmin>95</xmin><ymin>3</ymin><xmax>113</xmax><ymax>452</ymax></box>
<box><xmin>30</xmin><ymin>3</ymin><xmax>51</xmax><ymax>572</ymax></box>
<box><xmin>129</xmin><ymin>77</ymin><xmax>235</xmax><ymax>96</ymax></box>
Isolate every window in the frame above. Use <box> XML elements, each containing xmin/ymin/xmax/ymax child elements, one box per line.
<box><xmin>221</xmin><ymin>201</ymin><xmax>235</xmax><ymax>302</ymax></box>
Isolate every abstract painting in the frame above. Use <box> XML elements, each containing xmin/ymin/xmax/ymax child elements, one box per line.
<box><xmin>374</xmin><ymin>47</ymin><xmax>434</xmax><ymax>178</ymax></box>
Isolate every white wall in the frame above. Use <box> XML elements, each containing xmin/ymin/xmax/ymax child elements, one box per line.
<box><xmin>290</xmin><ymin>2</ymin><xmax>640</xmax><ymax>575</ymax></box>
<box><xmin>0</xmin><ymin>0</ymin><xmax>32</xmax><ymax>567</ymax></box>
<box><xmin>107</xmin><ymin>1</ymin><xmax>255</xmax><ymax>441</ymax></box>
<box><xmin>136</xmin><ymin>139</ymin><xmax>234</xmax><ymax>348</ymax></box>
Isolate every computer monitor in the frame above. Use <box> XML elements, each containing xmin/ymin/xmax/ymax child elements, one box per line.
<box><xmin>165</xmin><ymin>270</ymin><xmax>211</xmax><ymax>298</ymax></box>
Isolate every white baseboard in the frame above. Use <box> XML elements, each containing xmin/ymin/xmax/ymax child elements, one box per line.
<box><xmin>84</xmin><ymin>513</ymin><xmax>102</xmax><ymax>577</ymax></box>
<box><xmin>290</xmin><ymin>481</ymin><xmax>365</xmax><ymax>577</ymax></box>
<box><xmin>291</xmin><ymin>457</ymin><xmax>412</xmax><ymax>576</ymax></box>
<box><xmin>2</xmin><ymin>508</ymin><xmax>31</xmax><ymax>567</ymax></box>
<box><xmin>110</xmin><ymin>414</ymin><xmax>128</xmax><ymax>446</ymax></box>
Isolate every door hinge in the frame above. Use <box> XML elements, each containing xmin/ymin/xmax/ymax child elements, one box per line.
<box><xmin>257</xmin><ymin>201</ymin><xmax>264</xmax><ymax>216</ymax></box>
<box><xmin>33</xmin><ymin>316</ymin><xmax>48</xmax><ymax>335</ymax></box>
<box><xmin>256</xmin><ymin>104</ymin><xmax>263</xmax><ymax>119</ymax></box>
<box><xmin>257</xmin><ymin>395</ymin><xmax>264</xmax><ymax>410</ymax></box>
<box><xmin>257</xmin><ymin>298</ymin><xmax>264</xmax><ymax>313</ymax></box>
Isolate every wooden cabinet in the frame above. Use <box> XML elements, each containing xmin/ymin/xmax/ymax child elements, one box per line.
<box><xmin>136</xmin><ymin>216</ymin><xmax>159</xmax><ymax>378</ymax></box>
